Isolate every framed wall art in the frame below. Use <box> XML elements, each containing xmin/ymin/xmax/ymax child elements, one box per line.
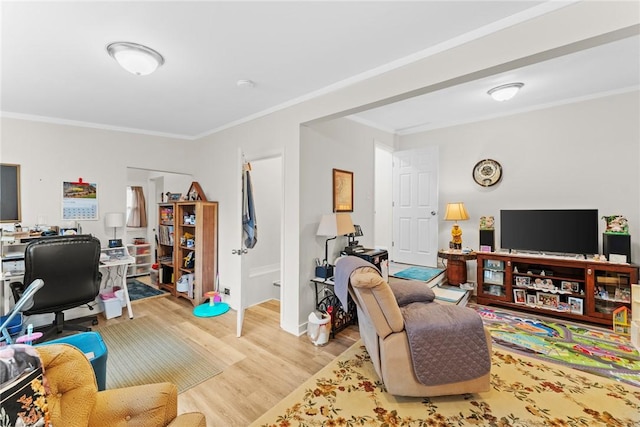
<box><xmin>332</xmin><ymin>168</ymin><xmax>353</xmax><ymax>212</ymax></box>
<box><xmin>1</xmin><ymin>164</ymin><xmax>21</xmax><ymax>222</ymax></box>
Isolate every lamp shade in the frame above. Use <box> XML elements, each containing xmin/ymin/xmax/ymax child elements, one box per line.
<box><xmin>104</xmin><ymin>212</ymin><xmax>125</xmax><ymax>228</ymax></box>
<box><xmin>444</xmin><ymin>203</ymin><xmax>469</xmax><ymax>221</ymax></box>
<box><xmin>316</xmin><ymin>213</ymin><xmax>356</xmax><ymax>237</ymax></box>
<box><xmin>107</xmin><ymin>42</ymin><xmax>164</xmax><ymax>76</ymax></box>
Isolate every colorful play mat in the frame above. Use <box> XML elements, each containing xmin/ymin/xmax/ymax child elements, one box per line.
<box><xmin>472</xmin><ymin>305</ymin><xmax>640</xmax><ymax>387</ymax></box>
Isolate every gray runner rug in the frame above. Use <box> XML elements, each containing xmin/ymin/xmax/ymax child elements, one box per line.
<box><xmin>99</xmin><ymin>316</ymin><xmax>221</xmax><ymax>393</ymax></box>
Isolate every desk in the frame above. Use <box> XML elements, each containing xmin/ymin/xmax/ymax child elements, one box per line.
<box><xmin>100</xmin><ymin>256</ymin><xmax>136</xmax><ymax>319</ymax></box>
<box><xmin>310</xmin><ymin>277</ymin><xmax>357</xmax><ymax>336</ymax></box>
<box><xmin>437</xmin><ymin>250</ymin><xmax>477</xmax><ymax>286</ymax></box>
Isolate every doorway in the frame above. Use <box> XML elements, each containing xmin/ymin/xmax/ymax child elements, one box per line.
<box><xmin>240</xmin><ymin>156</ymin><xmax>284</xmax><ymax>309</ymax></box>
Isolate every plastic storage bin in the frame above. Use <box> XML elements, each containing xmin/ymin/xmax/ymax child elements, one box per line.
<box><xmin>40</xmin><ymin>331</ymin><xmax>108</xmax><ymax>390</ymax></box>
<box><xmin>99</xmin><ymin>295</ymin><xmax>122</xmax><ymax>319</ymax></box>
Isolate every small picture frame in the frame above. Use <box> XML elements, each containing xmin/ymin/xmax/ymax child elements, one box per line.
<box><xmin>479</xmin><ymin>245</ymin><xmax>492</xmax><ymax>253</ymax></box>
<box><xmin>536</xmin><ymin>292</ymin><xmax>560</xmax><ymax>309</ymax></box>
<box><xmin>168</xmin><ymin>192</ymin><xmax>182</xmax><ymax>201</ymax></box>
<box><xmin>526</xmin><ymin>294</ymin><xmax>537</xmax><ymax>305</ymax></box>
<box><xmin>513</xmin><ymin>289</ymin><xmax>526</xmax><ymax>304</ymax></box>
<box><xmin>560</xmin><ymin>281</ymin><xmax>573</xmax><ymax>292</ymax></box>
<box><xmin>568</xmin><ymin>297</ymin><xmax>583</xmax><ymax>314</ymax></box>
<box><xmin>515</xmin><ymin>276</ymin><xmax>530</xmax><ymax>287</ymax></box>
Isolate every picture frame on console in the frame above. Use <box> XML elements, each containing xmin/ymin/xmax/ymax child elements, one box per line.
<box><xmin>513</xmin><ymin>289</ymin><xmax>526</xmax><ymax>304</ymax></box>
<box><xmin>568</xmin><ymin>297</ymin><xmax>583</xmax><ymax>315</ymax></box>
<box><xmin>560</xmin><ymin>281</ymin><xmax>574</xmax><ymax>292</ymax></box>
<box><xmin>526</xmin><ymin>294</ymin><xmax>537</xmax><ymax>305</ymax></box>
<box><xmin>536</xmin><ymin>292</ymin><xmax>559</xmax><ymax>309</ymax></box>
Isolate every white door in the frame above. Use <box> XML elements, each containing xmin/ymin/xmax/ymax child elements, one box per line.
<box><xmin>235</xmin><ymin>148</ymin><xmax>249</xmax><ymax>337</ymax></box>
<box><xmin>392</xmin><ymin>147</ymin><xmax>439</xmax><ymax>266</ymax></box>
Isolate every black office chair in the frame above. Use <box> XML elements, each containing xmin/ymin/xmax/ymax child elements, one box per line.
<box><xmin>10</xmin><ymin>235</ymin><xmax>103</xmax><ymax>341</ymax></box>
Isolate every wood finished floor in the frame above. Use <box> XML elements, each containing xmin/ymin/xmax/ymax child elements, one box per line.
<box><xmin>92</xmin><ymin>280</ymin><xmax>359</xmax><ymax>427</ymax></box>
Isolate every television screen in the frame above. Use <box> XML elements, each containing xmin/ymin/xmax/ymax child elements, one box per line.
<box><xmin>500</xmin><ymin>209</ymin><xmax>598</xmax><ymax>255</ymax></box>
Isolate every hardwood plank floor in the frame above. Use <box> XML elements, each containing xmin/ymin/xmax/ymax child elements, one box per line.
<box><xmin>92</xmin><ymin>284</ymin><xmax>359</xmax><ymax>426</ymax></box>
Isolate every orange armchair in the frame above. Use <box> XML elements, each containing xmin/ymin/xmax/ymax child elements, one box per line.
<box><xmin>36</xmin><ymin>344</ymin><xmax>206</xmax><ymax>427</ymax></box>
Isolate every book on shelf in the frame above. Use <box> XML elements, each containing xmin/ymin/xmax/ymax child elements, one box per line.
<box><xmin>158</xmin><ymin>225</ymin><xmax>174</xmax><ymax>245</ymax></box>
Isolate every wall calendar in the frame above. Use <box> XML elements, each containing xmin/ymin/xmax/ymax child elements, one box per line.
<box><xmin>62</xmin><ymin>179</ymin><xmax>98</xmax><ymax>220</ymax></box>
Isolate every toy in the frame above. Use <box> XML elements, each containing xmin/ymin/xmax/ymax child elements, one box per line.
<box><xmin>613</xmin><ymin>306</ymin><xmax>630</xmax><ymax>335</ymax></box>
<box><xmin>602</xmin><ymin>215</ymin><xmax>629</xmax><ymax>235</ymax></box>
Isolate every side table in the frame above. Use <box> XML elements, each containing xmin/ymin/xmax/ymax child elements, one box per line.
<box><xmin>310</xmin><ymin>277</ymin><xmax>357</xmax><ymax>337</ymax></box>
<box><xmin>437</xmin><ymin>250</ymin><xmax>477</xmax><ymax>286</ymax></box>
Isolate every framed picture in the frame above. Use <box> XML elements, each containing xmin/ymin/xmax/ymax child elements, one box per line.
<box><xmin>561</xmin><ymin>281</ymin><xmax>579</xmax><ymax>292</ymax></box>
<box><xmin>332</xmin><ymin>169</ymin><xmax>353</xmax><ymax>212</ymax></box>
<box><xmin>536</xmin><ymin>292</ymin><xmax>560</xmax><ymax>309</ymax></box>
<box><xmin>513</xmin><ymin>289</ymin><xmax>526</xmax><ymax>304</ymax></box>
<box><xmin>526</xmin><ymin>294</ymin><xmax>537</xmax><ymax>305</ymax></box>
<box><xmin>168</xmin><ymin>192</ymin><xmax>182</xmax><ymax>201</ymax></box>
<box><xmin>515</xmin><ymin>276</ymin><xmax>530</xmax><ymax>287</ymax></box>
<box><xmin>568</xmin><ymin>297</ymin><xmax>583</xmax><ymax>314</ymax></box>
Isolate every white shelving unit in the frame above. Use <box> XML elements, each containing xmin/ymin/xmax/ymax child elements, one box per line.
<box><xmin>126</xmin><ymin>243</ymin><xmax>152</xmax><ymax>278</ymax></box>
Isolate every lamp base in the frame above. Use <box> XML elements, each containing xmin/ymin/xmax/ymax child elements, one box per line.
<box><xmin>450</xmin><ymin>223</ymin><xmax>463</xmax><ymax>250</ymax></box>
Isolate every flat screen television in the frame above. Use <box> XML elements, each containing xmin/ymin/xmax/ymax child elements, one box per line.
<box><xmin>500</xmin><ymin>209</ymin><xmax>599</xmax><ymax>256</ymax></box>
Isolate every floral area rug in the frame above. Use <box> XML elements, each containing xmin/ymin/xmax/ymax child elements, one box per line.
<box><xmin>471</xmin><ymin>305</ymin><xmax>640</xmax><ymax>387</ymax></box>
<box><xmin>251</xmin><ymin>341</ymin><xmax>640</xmax><ymax>426</ymax></box>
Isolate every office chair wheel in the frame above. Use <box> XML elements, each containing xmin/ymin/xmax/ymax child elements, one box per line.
<box><xmin>92</xmin><ymin>319</ymin><xmax>99</xmax><ymax>326</ymax></box>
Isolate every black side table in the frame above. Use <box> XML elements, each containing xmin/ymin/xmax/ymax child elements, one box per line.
<box><xmin>310</xmin><ymin>277</ymin><xmax>357</xmax><ymax>336</ymax></box>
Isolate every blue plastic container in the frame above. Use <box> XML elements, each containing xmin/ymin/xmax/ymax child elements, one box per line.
<box><xmin>40</xmin><ymin>332</ymin><xmax>108</xmax><ymax>391</ymax></box>
<box><xmin>0</xmin><ymin>313</ymin><xmax>23</xmax><ymax>337</ymax></box>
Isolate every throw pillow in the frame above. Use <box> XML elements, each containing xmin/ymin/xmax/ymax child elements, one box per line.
<box><xmin>389</xmin><ymin>280</ymin><xmax>435</xmax><ymax>306</ymax></box>
<box><xmin>0</xmin><ymin>344</ymin><xmax>52</xmax><ymax>427</ymax></box>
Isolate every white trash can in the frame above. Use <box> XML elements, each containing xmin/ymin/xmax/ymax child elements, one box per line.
<box><xmin>307</xmin><ymin>311</ymin><xmax>331</xmax><ymax>346</ymax></box>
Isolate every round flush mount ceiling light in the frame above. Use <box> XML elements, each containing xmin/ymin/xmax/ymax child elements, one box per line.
<box><xmin>106</xmin><ymin>42</ymin><xmax>165</xmax><ymax>76</ymax></box>
<box><xmin>236</xmin><ymin>79</ymin><xmax>255</xmax><ymax>88</ymax></box>
<box><xmin>487</xmin><ymin>82</ymin><xmax>524</xmax><ymax>102</ymax></box>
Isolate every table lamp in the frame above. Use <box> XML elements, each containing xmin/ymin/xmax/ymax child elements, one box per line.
<box><xmin>444</xmin><ymin>202</ymin><xmax>469</xmax><ymax>250</ymax></box>
<box><xmin>316</xmin><ymin>213</ymin><xmax>356</xmax><ymax>278</ymax></box>
<box><xmin>105</xmin><ymin>212</ymin><xmax>125</xmax><ymax>248</ymax></box>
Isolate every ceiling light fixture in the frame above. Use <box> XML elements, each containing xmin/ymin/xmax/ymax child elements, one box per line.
<box><xmin>487</xmin><ymin>82</ymin><xmax>524</xmax><ymax>102</ymax></box>
<box><xmin>236</xmin><ymin>79</ymin><xmax>255</xmax><ymax>88</ymax></box>
<box><xmin>106</xmin><ymin>42</ymin><xmax>165</xmax><ymax>76</ymax></box>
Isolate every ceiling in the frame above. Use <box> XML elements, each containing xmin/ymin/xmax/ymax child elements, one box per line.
<box><xmin>1</xmin><ymin>1</ymin><xmax>638</xmax><ymax>140</ymax></box>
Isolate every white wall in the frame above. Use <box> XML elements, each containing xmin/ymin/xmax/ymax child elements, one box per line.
<box><xmin>0</xmin><ymin>118</ymin><xmax>192</xmax><ymax>247</ymax></box>
<box><xmin>399</xmin><ymin>91</ymin><xmax>640</xmax><ymax>279</ymax></box>
<box><xmin>299</xmin><ymin>119</ymin><xmax>394</xmax><ymax>321</ymax></box>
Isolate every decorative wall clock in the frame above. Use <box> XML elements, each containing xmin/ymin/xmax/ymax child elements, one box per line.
<box><xmin>473</xmin><ymin>159</ymin><xmax>502</xmax><ymax>187</ymax></box>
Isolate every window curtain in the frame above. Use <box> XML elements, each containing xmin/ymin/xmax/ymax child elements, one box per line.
<box><xmin>127</xmin><ymin>186</ymin><xmax>148</xmax><ymax>227</ymax></box>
